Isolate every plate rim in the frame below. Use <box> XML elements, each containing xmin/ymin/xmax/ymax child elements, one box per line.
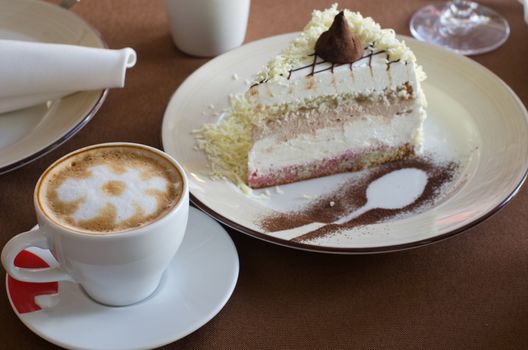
<box><xmin>0</xmin><ymin>89</ymin><xmax>108</xmax><ymax>175</ymax></box>
<box><xmin>189</xmin><ymin>176</ymin><xmax>526</xmax><ymax>254</ymax></box>
<box><xmin>0</xmin><ymin>0</ymin><xmax>108</xmax><ymax>175</ymax></box>
<box><xmin>162</xmin><ymin>32</ymin><xmax>528</xmax><ymax>254</ymax></box>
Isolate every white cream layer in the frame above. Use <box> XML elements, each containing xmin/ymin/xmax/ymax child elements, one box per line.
<box><xmin>247</xmin><ymin>55</ymin><xmax>420</xmax><ymax>107</ymax></box>
<box><xmin>248</xmin><ymin>108</ymin><xmax>424</xmax><ymax>173</ymax></box>
<box><xmin>256</xmin><ymin>4</ymin><xmax>417</xmax><ymax>82</ymax></box>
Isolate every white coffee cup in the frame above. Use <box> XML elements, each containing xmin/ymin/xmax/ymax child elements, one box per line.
<box><xmin>165</xmin><ymin>0</ymin><xmax>250</xmax><ymax>57</ymax></box>
<box><xmin>1</xmin><ymin>142</ymin><xmax>189</xmax><ymax>306</ymax></box>
<box><xmin>524</xmin><ymin>0</ymin><xmax>528</xmax><ymax>24</ymax></box>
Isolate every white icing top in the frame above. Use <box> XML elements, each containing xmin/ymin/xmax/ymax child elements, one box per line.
<box><xmin>248</xmin><ymin>51</ymin><xmax>421</xmax><ymax>106</ymax></box>
<box><xmin>256</xmin><ymin>3</ymin><xmax>416</xmax><ymax>83</ymax></box>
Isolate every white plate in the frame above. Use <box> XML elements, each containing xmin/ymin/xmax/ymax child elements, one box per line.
<box><xmin>0</xmin><ymin>0</ymin><xmax>107</xmax><ymax>174</ymax></box>
<box><xmin>161</xmin><ymin>33</ymin><xmax>528</xmax><ymax>254</ymax></box>
<box><xmin>6</xmin><ymin>207</ymin><xmax>239</xmax><ymax>350</ymax></box>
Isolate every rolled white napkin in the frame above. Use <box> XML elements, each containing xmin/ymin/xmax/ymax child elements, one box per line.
<box><xmin>0</xmin><ymin>40</ymin><xmax>137</xmax><ymax>114</ymax></box>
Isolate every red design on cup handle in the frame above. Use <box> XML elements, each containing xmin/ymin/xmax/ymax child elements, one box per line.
<box><xmin>7</xmin><ymin>250</ymin><xmax>59</xmax><ymax>314</ymax></box>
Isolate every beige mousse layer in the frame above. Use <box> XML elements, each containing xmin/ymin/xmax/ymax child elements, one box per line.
<box><xmin>253</xmin><ymin>91</ymin><xmax>416</xmax><ymax>142</ymax></box>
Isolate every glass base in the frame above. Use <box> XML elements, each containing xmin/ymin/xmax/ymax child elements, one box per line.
<box><xmin>410</xmin><ymin>2</ymin><xmax>510</xmax><ymax>55</ymax></box>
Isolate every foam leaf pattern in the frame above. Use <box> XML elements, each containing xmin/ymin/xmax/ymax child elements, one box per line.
<box><xmin>56</xmin><ymin>165</ymin><xmax>168</xmax><ymax>224</ymax></box>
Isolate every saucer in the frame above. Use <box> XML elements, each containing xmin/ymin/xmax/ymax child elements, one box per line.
<box><xmin>5</xmin><ymin>207</ymin><xmax>239</xmax><ymax>350</ymax></box>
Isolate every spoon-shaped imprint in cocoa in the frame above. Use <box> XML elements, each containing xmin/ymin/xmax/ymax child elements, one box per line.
<box><xmin>270</xmin><ymin>168</ymin><xmax>428</xmax><ymax>241</ymax></box>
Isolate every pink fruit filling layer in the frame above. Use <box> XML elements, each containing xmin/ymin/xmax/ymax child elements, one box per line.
<box><xmin>247</xmin><ymin>144</ymin><xmax>414</xmax><ymax>188</ymax></box>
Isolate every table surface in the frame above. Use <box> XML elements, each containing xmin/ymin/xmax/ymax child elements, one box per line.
<box><xmin>1</xmin><ymin>0</ymin><xmax>527</xmax><ymax>349</ymax></box>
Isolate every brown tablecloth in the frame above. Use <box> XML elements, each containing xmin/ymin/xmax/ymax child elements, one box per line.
<box><xmin>1</xmin><ymin>0</ymin><xmax>527</xmax><ymax>349</ymax></box>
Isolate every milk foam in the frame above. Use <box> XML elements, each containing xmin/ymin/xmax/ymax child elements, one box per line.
<box><xmin>56</xmin><ymin>164</ymin><xmax>169</xmax><ymax>224</ymax></box>
<box><xmin>40</xmin><ymin>146</ymin><xmax>183</xmax><ymax>233</ymax></box>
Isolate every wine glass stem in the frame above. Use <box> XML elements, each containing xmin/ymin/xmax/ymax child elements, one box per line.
<box><xmin>440</xmin><ymin>0</ymin><xmax>483</xmax><ymax>35</ymax></box>
<box><xmin>450</xmin><ymin>0</ymin><xmax>476</xmax><ymax>19</ymax></box>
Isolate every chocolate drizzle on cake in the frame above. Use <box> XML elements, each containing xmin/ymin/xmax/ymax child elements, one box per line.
<box><xmin>274</xmin><ymin>13</ymin><xmax>407</xmax><ymax>82</ymax></box>
<box><xmin>285</xmin><ymin>50</ymin><xmax>387</xmax><ymax>80</ymax></box>
<box><xmin>250</xmin><ymin>78</ymin><xmax>268</xmax><ymax>88</ymax></box>
<box><xmin>308</xmin><ymin>54</ymin><xmax>318</xmax><ymax>76</ymax></box>
<box><xmin>277</xmin><ymin>40</ymin><xmax>398</xmax><ymax>82</ymax></box>
<box><xmin>386</xmin><ymin>55</ymin><xmax>401</xmax><ymax>71</ymax></box>
<box><xmin>278</xmin><ymin>42</ymin><xmax>407</xmax><ymax>82</ymax></box>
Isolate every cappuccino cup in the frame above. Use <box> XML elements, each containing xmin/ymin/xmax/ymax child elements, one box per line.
<box><xmin>1</xmin><ymin>143</ymin><xmax>189</xmax><ymax>306</ymax></box>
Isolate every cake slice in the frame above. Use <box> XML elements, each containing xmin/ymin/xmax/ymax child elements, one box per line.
<box><xmin>195</xmin><ymin>5</ymin><xmax>426</xmax><ymax>191</ymax></box>
<box><xmin>246</xmin><ymin>7</ymin><xmax>426</xmax><ymax>188</ymax></box>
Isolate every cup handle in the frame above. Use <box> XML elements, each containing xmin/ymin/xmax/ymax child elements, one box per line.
<box><xmin>1</xmin><ymin>228</ymin><xmax>73</xmax><ymax>283</ymax></box>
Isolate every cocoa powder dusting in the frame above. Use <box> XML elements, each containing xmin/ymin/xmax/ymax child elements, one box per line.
<box><xmin>258</xmin><ymin>156</ymin><xmax>459</xmax><ymax>243</ymax></box>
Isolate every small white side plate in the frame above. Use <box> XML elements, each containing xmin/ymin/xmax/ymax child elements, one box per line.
<box><xmin>6</xmin><ymin>207</ymin><xmax>239</xmax><ymax>350</ymax></box>
<box><xmin>0</xmin><ymin>0</ymin><xmax>107</xmax><ymax>174</ymax></box>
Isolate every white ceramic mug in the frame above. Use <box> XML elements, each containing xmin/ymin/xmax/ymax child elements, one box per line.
<box><xmin>524</xmin><ymin>0</ymin><xmax>528</xmax><ymax>24</ymax></box>
<box><xmin>1</xmin><ymin>143</ymin><xmax>189</xmax><ymax>306</ymax></box>
<box><xmin>165</xmin><ymin>0</ymin><xmax>250</xmax><ymax>57</ymax></box>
